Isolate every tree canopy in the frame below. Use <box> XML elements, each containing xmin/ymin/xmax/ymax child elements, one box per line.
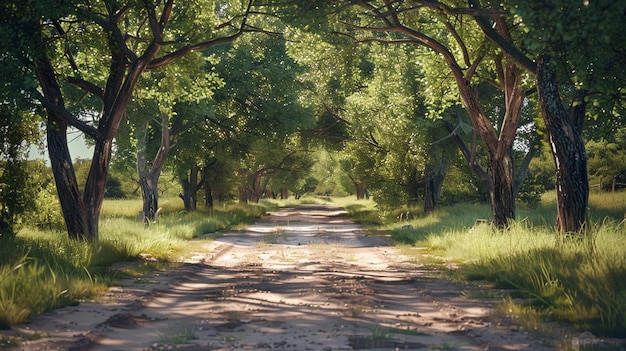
<box><xmin>1</xmin><ymin>0</ymin><xmax>625</xmax><ymax>238</ymax></box>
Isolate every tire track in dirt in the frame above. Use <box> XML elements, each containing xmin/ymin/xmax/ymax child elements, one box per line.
<box><xmin>4</xmin><ymin>204</ymin><xmax>560</xmax><ymax>350</ymax></box>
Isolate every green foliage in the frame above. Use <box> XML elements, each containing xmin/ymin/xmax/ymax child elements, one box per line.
<box><xmin>286</xmin><ymin>29</ymin><xmax>363</xmax><ymax>149</ymax></box>
<box><xmin>506</xmin><ymin>0</ymin><xmax>626</xmax><ymax>134</ymax></box>
<box><xmin>586</xmin><ymin>131</ymin><xmax>626</xmax><ymax>191</ymax></box>
<box><xmin>339</xmin><ymin>43</ymin><xmax>430</xmax><ymax>209</ymax></box>
<box><xmin>194</xmin><ymin>31</ymin><xmax>315</xmax><ymax>201</ymax></box>
<box><xmin>0</xmin><ymin>105</ymin><xmax>41</xmax><ymax>234</ymax></box>
<box><xmin>309</xmin><ymin>149</ymin><xmax>351</xmax><ymax>196</ymax></box>
<box><xmin>0</xmin><ymin>234</ymin><xmax>105</xmax><ymax>329</ymax></box>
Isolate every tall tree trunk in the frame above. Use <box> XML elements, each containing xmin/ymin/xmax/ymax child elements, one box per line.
<box><xmin>180</xmin><ymin>164</ymin><xmax>199</xmax><ymax>211</ymax></box>
<box><xmin>203</xmin><ymin>176</ymin><xmax>214</xmax><ymax>208</ymax></box>
<box><xmin>36</xmin><ymin>58</ymin><xmax>90</xmax><ymax>240</ymax></box>
<box><xmin>247</xmin><ymin>171</ymin><xmax>263</xmax><ymax>203</ymax></box>
<box><xmin>83</xmin><ymin>137</ymin><xmax>115</xmax><ymax>240</ymax></box>
<box><xmin>137</xmin><ymin>113</ymin><xmax>170</xmax><ymax>223</ymax></box>
<box><xmin>448</xmin><ymin>59</ymin><xmax>525</xmax><ymax>227</ymax></box>
<box><xmin>536</xmin><ymin>56</ymin><xmax>589</xmax><ymax>233</ymax></box>
<box><xmin>490</xmin><ymin>150</ymin><xmax>516</xmax><ymax>226</ymax></box>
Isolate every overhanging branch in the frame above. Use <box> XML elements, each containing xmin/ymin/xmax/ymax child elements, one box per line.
<box><xmin>35</xmin><ymin>92</ymin><xmax>101</xmax><ymax>140</ymax></box>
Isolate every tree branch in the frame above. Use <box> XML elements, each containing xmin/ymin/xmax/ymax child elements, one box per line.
<box><xmin>66</xmin><ymin>77</ymin><xmax>104</xmax><ymax>99</ymax></box>
<box><xmin>147</xmin><ymin>0</ymin><xmax>254</xmax><ymax>69</ymax></box>
<box><xmin>96</xmin><ymin>2</ymin><xmax>138</xmax><ymax>62</ymax></box>
<box><xmin>34</xmin><ymin>91</ymin><xmax>101</xmax><ymax>140</ymax></box>
<box><xmin>468</xmin><ymin>0</ymin><xmax>537</xmax><ymax>73</ymax></box>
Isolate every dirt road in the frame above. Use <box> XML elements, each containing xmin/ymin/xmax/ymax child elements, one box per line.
<box><xmin>5</xmin><ymin>205</ymin><xmax>559</xmax><ymax>350</ymax></box>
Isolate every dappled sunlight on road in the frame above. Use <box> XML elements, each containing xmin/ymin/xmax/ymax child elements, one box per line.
<box><xmin>8</xmin><ymin>205</ymin><xmax>561</xmax><ymax>351</ymax></box>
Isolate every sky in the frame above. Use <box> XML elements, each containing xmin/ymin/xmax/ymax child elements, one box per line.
<box><xmin>28</xmin><ymin>129</ymin><xmax>94</xmax><ymax>164</ymax></box>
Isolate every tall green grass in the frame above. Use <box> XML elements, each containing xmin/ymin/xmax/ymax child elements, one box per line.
<box><xmin>385</xmin><ymin>192</ymin><xmax>626</xmax><ymax>337</ymax></box>
<box><xmin>0</xmin><ymin>199</ymin><xmax>267</xmax><ymax>329</ymax></box>
<box><xmin>0</xmin><ymin>233</ymin><xmax>107</xmax><ymax>329</ymax></box>
<box><xmin>460</xmin><ymin>221</ymin><xmax>626</xmax><ymax>337</ymax></box>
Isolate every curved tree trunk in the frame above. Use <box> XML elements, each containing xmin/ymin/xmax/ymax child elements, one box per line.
<box><xmin>83</xmin><ymin>138</ymin><xmax>115</xmax><ymax>238</ymax></box>
<box><xmin>536</xmin><ymin>56</ymin><xmax>589</xmax><ymax>234</ymax></box>
<box><xmin>137</xmin><ymin>113</ymin><xmax>170</xmax><ymax>223</ymax></box>
<box><xmin>247</xmin><ymin>171</ymin><xmax>263</xmax><ymax>203</ymax></box>
<box><xmin>450</xmin><ymin>58</ymin><xmax>525</xmax><ymax>227</ymax></box>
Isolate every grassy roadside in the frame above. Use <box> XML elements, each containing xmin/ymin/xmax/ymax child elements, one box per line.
<box><xmin>377</xmin><ymin>191</ymin><xmax>626</xmax><ymax>339</ymax></box>
<box><xmin>0</xmin><ymin>198</ymin><xmax>268</xmax><ymax>329</ymax></box>
<box><xmin>1</xmin><ymin>192</ymin><xmax>624</xmax><ymax>341</ymax></box>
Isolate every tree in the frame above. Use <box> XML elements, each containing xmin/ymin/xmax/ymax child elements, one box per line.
<box><xmin>285</xmin><ymin>29</ymin><xmax>363</xmax><ymax>150</ymax></box>
<box><xmin>586</xmin><ymin>129</ymin><xmax>626</xmax><ymax>191</ymax></box>
<box><xmin>122</xmin><ymin>51</ymin><xmax>222</xmax><ymax>221</ymax></box>
<box><xmin>342</xmin><ymin>43</ymin><xmax>428</xmax><ymax>208</ymax></box>
<box><xmin>469</xmin><ymin>0</ymin><xmax>626</xmax><ymax>233</ymax></box>
<box><xmin>206</xmin><ymin>33</ymin><xmax>313</xmax><ymax>204</ymax></box>
<box><xmin>319</xmin><ymin>1</ymin><xmax>532</xmax><ymax>227</ymax></box>
<box><xmin>1</xmin><ymin>0</ymin><xmax>258</xmax><ymax>240</ymax></box>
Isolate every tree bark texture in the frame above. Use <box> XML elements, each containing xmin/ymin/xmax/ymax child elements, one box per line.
<box><xmin>181</xmin><ymin>164</ymin><xmax>199</xmax><ymax>211</ymax></box>
<box><xmin>536</xmin><ymin>56</ymin><xmax>589</xmax><ymax>233</ymax></box>
<box><xmin>490</xmin><ymin>150</ymin><xmax>515</xmax><ymax>226</ymax></box>
<box><xmin>137</xmin><ymin>113</ymin><xmax>170</xmax><ymax>222</ymax></box>
<box><xmin>36</xmin><ymin>58</ymin><xmax>90</xmax><ymax>240</ymax></box>
<box><xmin>247</xmin><ymin>171</ymin><xmax>263</xmax><ymax>203</ymax></box>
